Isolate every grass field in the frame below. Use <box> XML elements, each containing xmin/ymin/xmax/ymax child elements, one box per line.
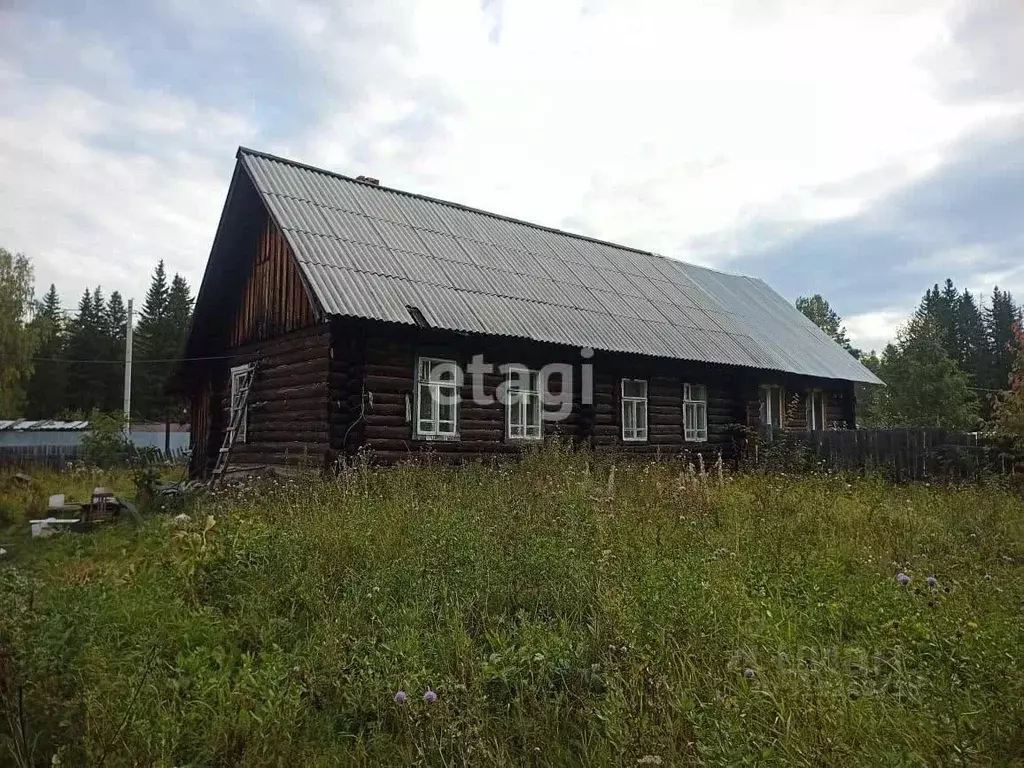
<box><xmin>1</xmin><ymin>447</ymin><xmax>1022</xmax><ymax>766</ymax></box>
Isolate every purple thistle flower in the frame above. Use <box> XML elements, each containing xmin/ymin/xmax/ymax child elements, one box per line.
<box><xmin>423</xmin><ymin>690</ymin><xmax>437</xmax><ymax>704</ymax></box>
<box><xmin>896</xmin><ymin>573</ymin><xmax>911</xmax><ymax>586</ymax></box>
<box><xmin>394</xmin><ymin>690</ymin><xmax>407</xmax><ymax>705</ymax></box>
<box><xmin>926</xmin><ymin>575</ymin><xmax>938</xmax><ymax>588</ymax></box>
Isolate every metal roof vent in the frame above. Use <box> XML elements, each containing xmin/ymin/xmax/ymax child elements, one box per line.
<box><xmin>406</xmin><ymin>305</ymin><xmax>429</xmax><ymax>328</ymax></box>
<box><xmin>356</xmin><ymin>175</ymin><xmax>380</xmax><ymax>186</ymax></box>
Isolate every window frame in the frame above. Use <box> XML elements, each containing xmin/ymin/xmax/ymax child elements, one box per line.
<box><xmin>505</xmin><ymin>366</ymin><xmax>543</xmax><ymax>441</ymax></box>
<box><xmin>229</xmin><ymin>364</ymin><xmax>252</xmax><ymax>444</ymax></box>
<box><xmin>760</xmin><ymin>384</ymin><xmax>785</xmax><ymax>429</ymax></box>
<box><xmin>621</xmin><ymin>378</ymin><xmax>649</xmax><ymax>442</ymax></box>
<box><xmin>413</xmin><ymin>356</ymin><xmax>460</xmax><ymax>440</ymax></box>
<box><xmin>806</xmin><ymin>388</ymin><xmax>827</xmax><ymax>431</ymax></box>
<box><xmin>683</xmin><ymin>383</ymin><xmax>708</xmax><ymax>442</ymax></box>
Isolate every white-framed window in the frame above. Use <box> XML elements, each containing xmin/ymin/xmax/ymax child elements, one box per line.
<box><xmin>415</xmin><ymin>357</ymin><xmax>459</xmax><ymax>438</ymax></box>
<box><xmin>621</xmin><ymin>379</ymin><xmax>648</xmax><ymax>442</ymax></box>
<box><xmin>229</xmin><ymin>364</ymin><xmax>252</xmax><ymax>443</ymax></box>
<box><xmin>806</xmin><ymin>389</ymin><xmax>827</xmax><ymax>430</ymax></box>
<box><xmin>506</xmin><ymin>367</ymin><xmax>542</xmax><ymax>440</ymax></box>
<box><xmin>760</xmin><ymin>384</ymin><xmax>785</xmax><ymax>429</ymax></box>
<box><xmin>683</xmin><ymin>383</ymin><xmax>708</xmax><ymax>442</ymax></box>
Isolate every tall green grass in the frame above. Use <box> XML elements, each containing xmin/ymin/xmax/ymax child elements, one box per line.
<box><xmin>1</xmin><ymin>447</ymin><xmax>1022</xmax><ymax>766</ymax></box>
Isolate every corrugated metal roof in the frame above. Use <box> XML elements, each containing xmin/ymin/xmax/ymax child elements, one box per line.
<box><xmin>236</xmin><ymin>148</ymin><xmax>882</xmax><ymax>384</ymax></box>
<box><xmin>0</xmin><ymin>419</ymin><xmax>91</xmax><ymax>431</ymax></box>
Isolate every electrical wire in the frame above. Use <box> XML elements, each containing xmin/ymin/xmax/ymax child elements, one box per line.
<box><xmin>30</xmin><ymin>353</ymin><xmax>240</xmax><ymax>364</ymax></box>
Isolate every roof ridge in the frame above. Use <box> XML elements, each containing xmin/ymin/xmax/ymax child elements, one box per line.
<box><xmin>236</xmin><ymin>145</ymin><xmax>749</xmax><ymax>281</ymax></box>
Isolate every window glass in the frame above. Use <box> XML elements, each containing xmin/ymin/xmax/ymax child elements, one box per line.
<box><xmin>683</xmin><ymin>383</ymin><xmax>708</xmax><ymax>442</ymax></box>
<box><xmin>415</xmin><ymin>357</ymin><xmax>459</xmax><ymax>437</ymax></box>
<box><xmin>760</xmin><ymin>385</ymin><xmax>784</xmax><ymax>429</ymax></box>
<box><xmin>507</xmin><ymin>368</ymin><xmax>542</xmax><ymax>440</ymax></box>
<box><xmin>621</xmin><ymin>378</ymin><xmax>648</xmax><ymax>441</ymax></box>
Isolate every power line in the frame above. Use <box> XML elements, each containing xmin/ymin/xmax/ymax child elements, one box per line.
<box><xmin>31</xmin><ymin>353</ymin><xmax>236</xmax><ymax>364</ymax></box>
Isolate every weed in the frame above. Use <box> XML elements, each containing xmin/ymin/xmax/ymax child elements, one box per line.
<box><xmin>1</xmin><ymin>447</ymin><xmax>1022</xmax><ymax>766</ymax></box>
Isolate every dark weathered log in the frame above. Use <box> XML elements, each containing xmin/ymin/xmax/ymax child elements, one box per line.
<box><xmin>232</xmin><ymin>331</ymin><xmax>328</xmax><ymax>361</ymax></box>
<box><xmin>248</xmin><ymin>397</ymin><xmax>327</xmax><ymax>416</ymax></box>
<box><xmin>364</xmin><ymin>415</ymin><xmax>408</xmax><ymax>427</ymax></box>
<box><xmin>364</xmin><ymin>362</ymin><xmax>415</xmax><ymax>378</ymax></box>
<box><xmin>247</xmin><ymin>421</ymin><xmax>327</xmax><ymax>434</ymax></box>
<box><xmin>252</xmin><ymin>373</ymin><xmax>327</xmax><ymax>393</ymax></box>
<box><xmin>365</xmin><ymin>374</ymin><xmax>416</xmax><ymax>391</ymax></box>
<box><xmin>233</xmin><ymin>441</ymin><xmax>328</xmax><ymax>455</ymax></box>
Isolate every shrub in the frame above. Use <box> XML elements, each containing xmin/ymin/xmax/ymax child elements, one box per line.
<box><xmin>79</xmin><ymin>413</ymin><xmax>133</xmax><ymax>469</ymax></box>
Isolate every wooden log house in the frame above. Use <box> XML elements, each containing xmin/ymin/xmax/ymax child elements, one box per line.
<box><xmin>173</xmin><ymin>148</ymin><xmax>882</xmax><ymax>476</ymax></box>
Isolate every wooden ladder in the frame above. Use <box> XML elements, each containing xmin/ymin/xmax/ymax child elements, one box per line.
<box><xmin>211</xmin><ymin>361</ymin><xmax>258</xmax><ymax>485</ymax></box>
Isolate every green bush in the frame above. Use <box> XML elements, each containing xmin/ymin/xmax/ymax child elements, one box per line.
<box><xmin>79</xmin><ymin>412</ymin><xmax>133</xmax><ymax>469</ymax></box>
<box><xmin>1</xmin><ymin>446</ymin><xmax>1022</xmax><ymax>766</ymax></box>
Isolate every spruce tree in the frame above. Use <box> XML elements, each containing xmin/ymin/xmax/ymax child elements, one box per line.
<box><xmin>25</xmin><ymin>284</ymin><xmax>67</xmax><ymax>417</ymax></box>
<box><xmin>163</xmin><ymin>273</ymin><xmax>194</xmax><ymax>422</ymax></box>
<box><xmin>102</xmin><ymin>291</ymin><xmax>128</xmax><ymax>412</ymax></box>
<box><xmin>166</xmin><ymin>273</ymin><xmax>194</xmax><ymax>346</ymax></box>
<box><xmin>986</xmin><ymin>286</ymin><xmax>1023</xmax><ymax>392</ymax></box>
<box><xmin>915</xmin><ymin>280</ymin><xmax>960</xmax><ymax>363</ymax></box>
<box><xmin>955</xmin><ymin>289</ymin><xmax>989</xmax><ymax>379</ymax></box>
<box><xmin>133</xmin><ymin>261</ymin><xmax>171</xmax><ymax>419</ymax></box>
<box><xmin>941</xmin><ymin>278</ymin><xmax>961</xmax><ymax>357</ymax></box>
<box><xmin>64</xmin><ymin>288</ymin><xmax>104</xmax><ymax>414</ymax></box>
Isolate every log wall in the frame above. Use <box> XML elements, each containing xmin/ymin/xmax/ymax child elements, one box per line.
<box><xmin>742</xmin><ymin>378</ymin><xmax>856</xmax><ymax>433</ymax></box>
<box><xmin>192</xmin><ymin>312</ymin><xmax>861</xmax><ymax>475</ymax></box>
<box><xmin>330</xmin><ymin>321</ymin><xmax>859</xmax><ymax>463</ymax></box>
<box><xmin>192</xmin><ymin>324</ymin><xmax>331</xmax><ymax>475</ymax></box>
<box><xmin>328</xmin><ymin>317</ymin><xmax>367</xmax><ymax>459</ymax></box>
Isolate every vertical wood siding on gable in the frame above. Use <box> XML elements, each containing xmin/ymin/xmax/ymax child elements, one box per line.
<box><xmin>230</xmin><ymin>217</ymin><xmax>317</xmax><ymax>348</ymax></box>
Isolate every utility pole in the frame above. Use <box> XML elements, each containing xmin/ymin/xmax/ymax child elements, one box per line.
<box><xmin>123</xmin><ymin>299</ymin><xmax>133</xmax><ymax>439</ymax></box>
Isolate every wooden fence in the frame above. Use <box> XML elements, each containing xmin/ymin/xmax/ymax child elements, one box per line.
<box><xmin>0</xmin><ymin>444</ymin><xmax>189</xmax><ymax>470</ymax></box>
<box><xmin>754</xmin><ymin>428</ymin><xmax>1019</xmax><ymax>482</ymax></box>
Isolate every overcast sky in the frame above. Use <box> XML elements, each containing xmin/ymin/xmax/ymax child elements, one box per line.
<box><xmin>1</xmin><ymin>0</ymin><xmax>1022</xmax><ymax>353</ymax></box>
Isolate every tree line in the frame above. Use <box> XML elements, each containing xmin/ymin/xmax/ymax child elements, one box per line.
<box><xmin>0</xmin><ymin>247</ymin><xmax>193</xmax><ymax>422</ymax></box>
<box><xmin>797</xmin><ymin>280</ymin><xmax>1024</xmax><ymax>434</ymax></box>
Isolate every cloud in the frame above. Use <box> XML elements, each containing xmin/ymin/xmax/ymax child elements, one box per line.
<box><xmin>726</xmin><ymin>116</ymin><xmax>1024</xmax><ymax>349</ymax></box>
<box><xmin>0</xmin><ymin>0</ymin><xmax>1021</xmax><ymax>357</ymax></box>
<box><xmin>932</xmin><ymin>0</ymin><xmax>1024</xmax><ymax>104</ymax></box>
<box><xmin>0</xmin><ymin>5</ymin><xmax>265</xmax><ymax>307</ymax></box>
<box><xmin>844</xmin><ymin>310</ymin><xmax>909</xmax><ymax>356</ymax></box>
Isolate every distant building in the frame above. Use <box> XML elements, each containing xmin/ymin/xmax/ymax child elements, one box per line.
<box><xmin>0</xmin><ymin>419</ymin><xmax>90</xmax><ymax>447</ymax></box>
<box><xmin>0</xmin><ymin>419</ymin><xmax>189</xmax><ymax>454</ymax></box>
